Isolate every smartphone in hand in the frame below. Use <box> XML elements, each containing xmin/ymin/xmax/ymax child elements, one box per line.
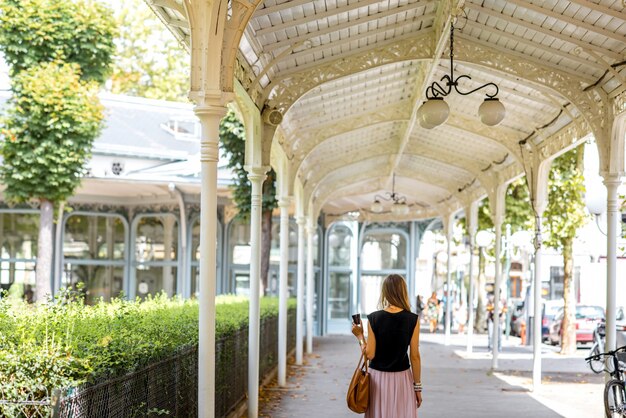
<box><xmin>352</xmin><ymin>313</ymin><xmax>361</xmax><ymax>325</ymax></box>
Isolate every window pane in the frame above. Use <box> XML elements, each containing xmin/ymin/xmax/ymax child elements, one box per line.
<box><xmin>64</xmin><ymin>215</ymin><xmax>125</xmax><ymax>260</ymax></box>
<box><xmin>270</xmin><ymin>221</ymin><xmax>299</xmax><ymax>266</ymax></box>
<box><xmin>0</xmin><ymin>212</ymin><xmax>39</xmax><ymax>258</ymax></box>
<box><xmin>288</xmin><ymin>271</ymin><xmax>296</xmax><ymax>297</ymax></box>
<box><xmin>136</xmin><ymin>265</ymin><xmax>178</xmax><ymax>298</ymax></box>
<box><xmin>191</xmin><ymin>218</ymin><xmax>221</xmax><ymax>264</ymax></box>
<box><xmin>270</xmin><ymin>223</ymin><xmax>280</xmax><ymax>264</ymax></box>
<box><xmin>229</xmin><ymin>221</ymin><xmax>250</xmax><ymax>264</ymax></box>
<box><xmin>62</xmin><ymin>264</ymin><xmax>124</xmax><ymax>304</ymax></box>
<box><xmin>313</xmin><ymin>230</ymin><xmax>320</xmax><ymax>265</ymax></box>
<box><xmin>361</xmin><ymin>232</ymin><xmax>407</xmax><ymax>270</ymax></box>
<box><xmin>135</xmin><ymin>215</ymin><xmax>178</xmax><ymax>262</ymax></box>
<box><xmin>328</xmin><ymin>225</ymin><xmax>352</xmax><ymax>267</ymax></box>
<box><xmin>233</xmin><ymin>272</ymin><xmax>250</xmax><ymax>297</ymax></box>
<box><xmin>360</xmin><ymin>274</ymin><xmax>384</xmax><ymax>315</ymax></box>
<box><xmin>0</xmin><ymin>260</ymin><xmax>36</xmax><ymax>302</ymax></box>
<box><xmin>328</xmin><ymin>272</ymin><xmax>351</xmax><ymax>321</ymax></box>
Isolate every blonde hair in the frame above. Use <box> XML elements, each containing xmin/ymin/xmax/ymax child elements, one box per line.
<box><xmin>378</xmin><ymin>274</ymin><xmax>411</xmax><ymax>312</ymax></box>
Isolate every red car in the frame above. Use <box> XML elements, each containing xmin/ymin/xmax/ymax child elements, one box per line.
<box><xmin>548</xmin><ymin>305</ymin><xmax>605</xmax><ymax>346</ymax></box>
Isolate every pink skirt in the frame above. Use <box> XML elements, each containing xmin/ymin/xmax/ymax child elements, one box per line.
<box><xmin>366</xmin><ymin>368</ymin><xmax>418</xmax><ymax>418</ymax></box>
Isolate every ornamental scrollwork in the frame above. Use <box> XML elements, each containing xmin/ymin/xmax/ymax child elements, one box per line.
<box><xmin>455</xmin><ymin>39</ymin><xmax>607</xmax><ymax>140</ymax></box>
<box><xmin>537</xmin><ymin>114</ymin><xmax>590</xmax><ymax>160</ymax></box>
<box><xmin>262</xmin><ymin>32</ymin><xmax>435</xmax><ymax>113</ymax></box>
<box><xmin>287</xmin><ymin>102</ymin><xmax>412</xmax><ymax>168</ymax></box>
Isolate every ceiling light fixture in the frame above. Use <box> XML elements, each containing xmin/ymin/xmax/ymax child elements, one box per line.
<box><xmin>417</xmin><ymin>21</ymin><xmax>505</xmax><ymax>129</ymax></box>
<box><xmin>370</xmin><ymin>174</ymin><xmax>410</xmax><ymax>216</ymax></box>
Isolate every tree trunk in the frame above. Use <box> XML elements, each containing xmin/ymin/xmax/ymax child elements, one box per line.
<box><xmin>560</xmin><ymin>239</ymin><xmax>577</xmax><ymax>354</ymax></box>
<box><xmin>475</xmin><ymin>248</ymin><xmax>487</xmax><ymax>333</ymax></box>
<box><xmin>35</xmin><ymin>199</ymin><xmax>54</xmax><ymax>303</ymax></box>
<box><xmin>260</xmin><ymin>209</ymin><xmax>273</xmax><ymax>296</ymax></box>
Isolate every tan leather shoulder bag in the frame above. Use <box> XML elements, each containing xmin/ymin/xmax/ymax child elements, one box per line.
<box><xmin>346</xmin><ymin>352</ymin><xmax>370</xmax><ymax>413</ymax></box>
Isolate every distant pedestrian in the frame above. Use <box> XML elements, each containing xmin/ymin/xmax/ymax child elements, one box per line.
<box><xmin>455</xmin><ymin>299</ymin><xmax>467</xmax><ymax>334</ymax></box>
<box><xmin>427</xmin><ymin>292</ymin><xmax>440</xmax><ymax>333</ymax></box>
<box><xmin>351</xmin><ymin>274</ymin><xmax>422</xmax><ymax>417</ymax></box>
<box><xmin>487</xmin><ymin>293</ymin><xmax>507</xmax><ymax>352</ymax></box>
<box><xmin>415</xmin><ymin>295</ymin><xmax>425</xmax><ymax>317</ymax></box>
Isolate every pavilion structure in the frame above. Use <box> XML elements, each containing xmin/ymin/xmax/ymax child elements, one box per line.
<box><xmin>146</xmin><ymin>0</ymin><xmax>626</xmax><ymax>416</ymax></box>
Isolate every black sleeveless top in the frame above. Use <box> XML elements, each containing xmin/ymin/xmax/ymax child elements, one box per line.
<box><xmin>367</xmin><ymin>309</ymin><xmax>418</xmax><ymax>372</ymax></box>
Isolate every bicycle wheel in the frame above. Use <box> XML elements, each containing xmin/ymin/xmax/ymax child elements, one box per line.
<box><xmin>589</xmin><ymin>345</ymin><xmax>604</xmax><ymax>374</ymax></box>
<box><xmin>604</xmin><ymin>379</ymin><xmax>626</xmax><ymax>417</ymax></box>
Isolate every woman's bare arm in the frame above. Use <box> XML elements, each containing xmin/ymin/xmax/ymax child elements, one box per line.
<box><xmin>410</xmin><ymin>319</ymin><xmax>422</xmax><ymax>407</ymax></box>
<box><xmin>365</xmin><ymin>321</ymin><xmax>376</xmax><ymax>360</ymax></box>
<box><xmin>350</xmin><ymin>320</ymin><xmax>375</xmax><ymax>360</ymax></box>
<box><xmin>409</xmin><ymin>319</ymin><xmax>421</xmax><ymax>384</ymax></box>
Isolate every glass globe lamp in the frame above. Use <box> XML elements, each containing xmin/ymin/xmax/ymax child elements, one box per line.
<box><xmin>478</xmin><ymin>98</ymin><xmax>506</xmax><ymax>126</ymax></box>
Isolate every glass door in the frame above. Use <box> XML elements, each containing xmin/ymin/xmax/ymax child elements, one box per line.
<box><xmin>326</xmin><ymin>223</ymin><xmax>355</xmax><ymax>334</ymax></box>
<box><xmin>359</xmin><ymin>228</ymin><xmax>409</xmax><ymax>318</ymax></box>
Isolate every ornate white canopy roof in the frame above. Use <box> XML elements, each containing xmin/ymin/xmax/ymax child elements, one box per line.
<box><xmin>148</xmin><ymin>0</ymin><xmax>626</xmax><ymax>221</ymax></box>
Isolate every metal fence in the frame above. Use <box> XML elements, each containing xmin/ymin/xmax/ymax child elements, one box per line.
<box><xmin>1</xmin><ymin>309</ymin><xmax>296</xmax><ymax>418</ymax></box>
<box><xmin>0</xmin><ymin>388</ymin><xmax>54</xmax><ymax>418</ymax></box>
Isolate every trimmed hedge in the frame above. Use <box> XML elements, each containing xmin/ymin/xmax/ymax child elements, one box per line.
<box><xmin>0</xmin><ymin>291</ymin><xmax>296</xmax><ymax>402</ymax></box>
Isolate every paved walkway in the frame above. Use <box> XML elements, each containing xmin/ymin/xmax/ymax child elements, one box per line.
<box><xmin>258</xmin><ymin>331</ymin><xmax>604</xmax><ymax>418</ymax></box>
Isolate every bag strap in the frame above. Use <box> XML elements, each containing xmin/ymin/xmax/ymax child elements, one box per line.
<box><xmin>357</xmin><ymin>352</ymin><xmax>368</xmax><ymax>374</ymax></box>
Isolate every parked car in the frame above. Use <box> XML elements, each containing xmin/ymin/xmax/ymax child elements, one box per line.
<box><xmin>548</xmin><ymin>304</ymin><xmax>605</xmax><ymax>346</ymax></box>
<box><xmin>542</xmin><ymin>299</ymin><xmax>564</xmax><ymax>342</ymax></box>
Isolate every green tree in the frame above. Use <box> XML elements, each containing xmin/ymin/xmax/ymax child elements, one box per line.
<box><xmin>544</xmin><ymin>146</ymin><xmax>587</xmax><ymax>355</ymax></box>
<box><xmin>0</xmin><ymin>62</ymin><xmax>105</xmax><ymax>301</ymax></box>
<box><xmin>0</xmin><ymin>0</ymin><xmax>116</xmax><ymax>84</ymax></box>
<box><xmin>462</xmin><ymin>179</ymin><xmax>533</xmax><ymax>332</ymax></box>
<box><xmin>108</xmin><ymin>0</ymin><xmax>189</xmax><ymax>101</ymax></box>
<box><xmin>0</xmin><ymin>0</ymin><xmax>115</xmax><ymax>302</ymax></box>
<box><xmin>220</xmin><ymin>110</ymin><xmax>278</xmax><ymax>293</ymax></box>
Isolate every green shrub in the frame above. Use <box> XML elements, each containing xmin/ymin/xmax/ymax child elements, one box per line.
<box><xmin>0</xmin><ymin>292</ymin><xmax>295</xmax><ymax>401</ymax></box>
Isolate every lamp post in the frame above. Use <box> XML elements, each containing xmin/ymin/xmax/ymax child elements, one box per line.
<box><xmin>585</xmin><ymin>175</ymin><xmax>620</xmax><ymax>368</ymax></box>
<box><xmin>510</xmin><ymin>230</ymin><xmax>534</xmax><ymax>345</ymax></box>
<box><xmin>476</xmin><ymin>230</ymin><xmax>495</xmax><ymax>350</ymax></box>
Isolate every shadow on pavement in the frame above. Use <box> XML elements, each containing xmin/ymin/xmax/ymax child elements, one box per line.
<box><xmin>257</xmin><ymin>334</ymin><xmax>601</xmax><ymax>417</ymax></box>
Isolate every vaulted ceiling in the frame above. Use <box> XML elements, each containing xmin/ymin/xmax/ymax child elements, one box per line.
<box><xmin>149</xmin><ymin>0</ymin><xmax>626</xmax><ymax>221</ymax></box>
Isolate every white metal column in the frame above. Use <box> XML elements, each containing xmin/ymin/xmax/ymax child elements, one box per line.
<box><xmin>196</xmin><ymin>105</ymin><xmax>225</xmax><ymax>418</ymax></box>
<box><xmin>532</xmin><ymin>213</ymin><xmax>543</xmax><ymax>391</ymax></box>
<box><xmin>278</xmin><ymin>198</ymin><xmax>291</xmax><ymax>386</ymax></box>
<box><xmin>295</xmin><ymin>216</ymin><xmax>306</xmax><ymax>364</ymax></box>
<box><xmin>246</xmin><ymin>165</ymin><xmax>268</xmax><ymax>418</ymax></box>
<box><xmin>444</xmin><ymin>227</ymin><xmax>453</xmax><ymax>346</ymax></box>
<box><xmin>466</xmin><ymin>202</ymin><xmax>478</xmax><ymax>353</ymax></box>
<box><xmin>306</xmin><ymin>221</ymin><xmax>315</xmax><ymax>354</ymax></box>
<box><xmin>491</xmin><ymin>219</ymin><xmax>503</xmax><ymax>369</ymax></box>
<box><xmin>605</xmin><ymin>177</ymin><xmax>621</xmax><ymax>353</ymax></box>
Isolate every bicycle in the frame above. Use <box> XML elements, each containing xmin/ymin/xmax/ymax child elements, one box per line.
<box><xmin>589</xmin><ymin>322</ymin><xmax>607</xmax><ymax>374</ymax></box>
<box><xmin>586</xmin><ymin>345</ymin><xmax>626</xmax><ymax>417</ymax></box>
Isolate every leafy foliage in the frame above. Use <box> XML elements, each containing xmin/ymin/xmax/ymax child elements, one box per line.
<box><xmin>459</xmin><ymin>178</ymin><xmax>533</xmax><ymax>234</ymax></box>
<box><xmin>0</xmin><ymin>0</ymin><xmax>116</xmax><ymax>84</ymax></box>
<box><xmin>0</xmin><ymin>291</ymin><xmax>295</xmax><ymax>400</ymax></box>
<box><xmin>544</xmin><ymin>147</ymin><xmax>588</xmax><ymax>250</ymax></box>
<box><xmin>220</xmin><ymin>109</ymin><xmax>278</xmax><ymax>218</ymax></box>
<box><xmin>544</xmin><ymin>146</ymin><xmax>587</xmax><ymax>354</ymax></box>
<box><xmin>107</xmin><ymin>0</ymin><xmax>189</xmax><ymax>101</ymax></box>
<box><xmin>0</xmin><ymin>62</ymin><xmax>104</xmax><ymax>203</ymax></box>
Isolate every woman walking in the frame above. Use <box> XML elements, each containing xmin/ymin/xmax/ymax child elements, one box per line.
<box><xmin>427</xmin><ymin>292</ymin><xmax>440</xmax><ymax>333</ymax></box>
<box><xmin>351</xmin><ymin>274</ymin><xmax>422</xmax><ymax>417</ymax></box>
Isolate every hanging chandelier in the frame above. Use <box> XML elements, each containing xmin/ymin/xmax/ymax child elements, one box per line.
<box><xmin>370</xmin><ymin>174</ymin><xmax>410</xmax><ymax>216</ymax></box>
<box><xmin>417</xmin><ymin>21</ymin><xmax>505</xmax><ymax>129</ymax></box>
